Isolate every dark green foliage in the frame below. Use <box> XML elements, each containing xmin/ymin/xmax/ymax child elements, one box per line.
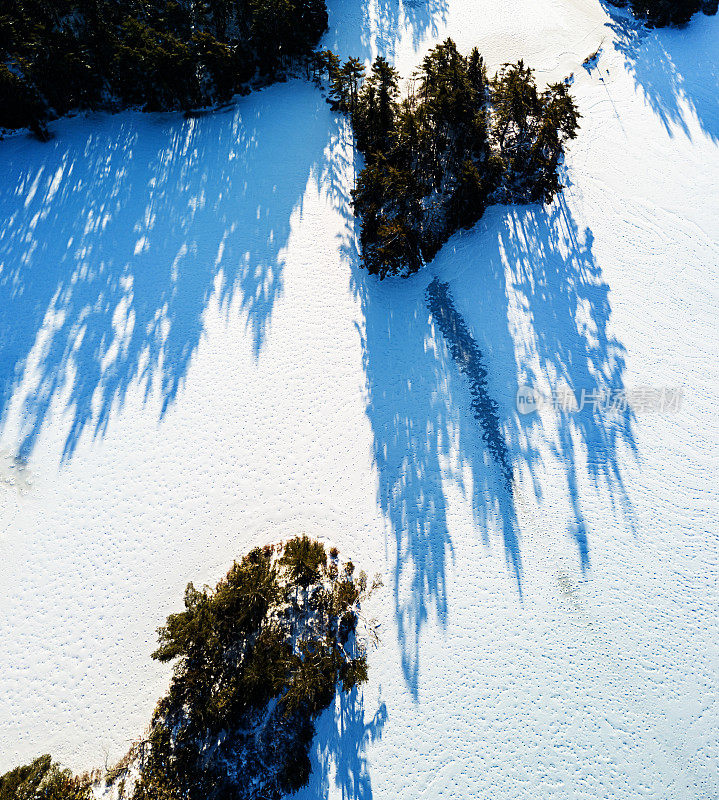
<box><xmin>355</xmin><ymin>56</ymin><xmax>400</xmax><ymax>152</ymax></box>
<box><xmin>130</xmin><ymin>538</ymin><xmax>374</xmax><ymax>800</ymax></box>
<box><xmin>0</xmin><ymin>755</ymin><xmax>91</xmax><ymax>800</ymax></box>
<box><xmin>491</xmin><ymin>62</ymin><xmax>580</xmax><ymax>203</ymax></box>
<box><xmin>280</xmin><ymin>534</ymin><xmax>327</xmax><ymax>587</ymax></box>
<box><xmin>0</xmin><ymin>0</ymin><xmax>329</xmax><ymax>132</ymax></box>
<box><xmin>621</xmin><ymin>0</ymin><xmax>717</xmax><ymax>26</ymax></box>
<box><xmin>444</xmin><ymin>158</ymin><xmax>483</xmax><ymax>229</ymax></box>
<box><xmin>317</xmin><ymin>39</ymin><xmax>580</xmax><ymax>278</ymax></box>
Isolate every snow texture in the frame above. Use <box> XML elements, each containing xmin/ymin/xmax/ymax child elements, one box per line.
<box><xmin>0</xmin><ymin>1</ymin><xmax>717</xmax><ymax>798</ymax></box>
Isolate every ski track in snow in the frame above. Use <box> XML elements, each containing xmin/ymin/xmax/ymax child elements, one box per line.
<box><xmin>1</xmin><ymin>1</ymin><xmax>718</xmax><ymax>798</ymax></box>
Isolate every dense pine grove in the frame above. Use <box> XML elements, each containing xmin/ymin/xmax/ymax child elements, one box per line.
<box><xmin>313</xmin><ymin>40</ymin><xmax>580</xmax><ymax>278</ymax></box>
<box><xmin>0</xmin><ymin>539</ymin><xmax>376</xmax><ymax>800</ymax></box>
<box><xmin>0</xmin><ymin>755</ymin><xmax>91</xmax><ymax>800</ymax></box>
<box><xmin>0</xmin><ymin>0</ymin><xmax>328</xmax><ymax>136</ymax></box>
<box><xmin>617</xmin><ymin>0</ymin><xmax>717</xmax><ymax>26</ymax></box>
<box><xmin>126</xmin><ymin>538</ymin><xmax>376</xmax><ymax>800</ymax></box>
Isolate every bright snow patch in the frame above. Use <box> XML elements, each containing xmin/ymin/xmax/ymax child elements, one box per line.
<box><xmin>0</xmin><ymin>2</ymin><xmax>717</xmax><ymax>799</ymax></box>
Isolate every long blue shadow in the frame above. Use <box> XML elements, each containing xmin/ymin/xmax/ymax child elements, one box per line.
<box><xmin>517</xmin><ymin>200</ymin><xmax>636</xmax><ymax>543</ymax></box>
<box><xmin>425</xmin><ymin>277</ymin><xmax>522</xmax><ymax>589</ymax></box>
<box><xmin>0</xmin><ymin>81</ymin><xmax>336</xmax><ymax>461</ymax></box>
<box><xmin>294</xmin><ymin>688</ymin><xmax>387</xmax><ymax>800</ymax></box>
<box><xmin>445</xmin><ymin>200</ymin><xmax>637</xmax><ymax>575</ymax></box>
<box><xmin>425</xmin><ymin>279</ymin><xmax>513</xmax><ymax>492</ymax></box>
<box><xmin>353</xmin><ymin>267</ymin><xmax>455</xmax><ymax>695</ymax></box>
<box><xmin>325</xmin><ymin>0</ymin><xmax>449</xmax><ymax>63</ymax></box>
<box><xmin>346</xmin><ymin>191</ymin><xmax>636</xmax><ymax>693</ymax></box>
<box><xmin>605</xmin><ymin>6</ymin><xmax>719</xmax><ymax>142</ymax></box>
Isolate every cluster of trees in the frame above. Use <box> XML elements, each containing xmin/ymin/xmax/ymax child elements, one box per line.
<box><xmin>313</xmin><ymin>40</ymin><xmax>580</xmax><ymax>278</ymax></box>
<box><xmin>0</xmin><ymin>538</ymin><xmax>376</xmax><ymax>800</ymax></box>
<box><xmin>125</xmin><ymin>537</ymin><xmax>377</xmax><ymax>800</ymax></box>
<box><xmin>0</xmin><ymin>755</ymin><xmax>91</xmax><ymax>800</ymax></box>
<box><xmin>617</xmin><ymin>0</ymin><xmax>717</xmax><ymax>26</ymax></box>
<box><xmin>0</xmin><ymin>0</ymin><xmax>329</xmax><ymax>135</ymax></box>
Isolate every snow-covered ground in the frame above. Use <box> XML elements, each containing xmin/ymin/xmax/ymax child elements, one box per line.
<box><xmin>1</xmin><ymin>1</ymin><xmax>717</xmax><ymax>798</ymax></box>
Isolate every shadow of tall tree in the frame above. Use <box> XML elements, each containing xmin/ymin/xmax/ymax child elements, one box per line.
<box><xmin>348</xmin><ymin>193</ymin><xmax>636</xmax><ymax>691</ymax></box>
<box><xmin>325</xmin><ymin>0</ymin><xmax>448</xmax><ymax>64</ymax></box>
<box><xmin>295</xmin><ymin>689</ymin><xmax>387</xmax><ymax>800</ymax></box>
<box><xmin>349</xmin><ymin>232</ymin><xmax>519</xmax><ymax>694</ymax></box>
<box><xmin>353</xmin><ymin>263</ymin><xmax>455</xmax><ymax>694</ymax></box>
<box><xmin>514</xmin><ymin>201</ymin><xmax>636</xmax><ymax>556</ymax></box>
<box><xmin>425</xmin><ymin>277</ymin><xmax>522</xmax><ymax>588</ymax></box>
<box><xmin>0</xmin><ymin>82</ymin><xmax>337</xmax><ymax>461</ymax></box>
<box><xmin>605</xmin><ymin>6</ymin><xmax>719</xmax><ymax>142</ymax></box>
<box><xmin>438</xmin><ymin>199</ymin><xmax>637</xmax><ymax>574</ymax></box>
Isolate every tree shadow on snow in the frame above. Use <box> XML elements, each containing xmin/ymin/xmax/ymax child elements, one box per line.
<box><xmin>347</xmin><ymin>226</ymin><xmax>523</xmax><ymax>694</ymax></box>
<box><xmin>0</xmin><ymin>82</ymin><xmax>336</xmax><ymax>462</ymax></box>
<box><xmin>486</xmin><ymin>199</ymin><xmax>637</xmax><ymax>571</ymax></box>
<box><xmin>352</xmin><ymin>264</ymin><xmax>456</xmax><ymax>695</ymax></box>
<box><xmin>295</xmin><ymin>689</ymin><xmax>387</xmax><ymax>800</ymax></box>
<box><xmin>603</xmin><ymin>5</ymin><xmax>719</xmax><ymax>142</ymax></box>
<box><xmin>438</xmin><ymin>199</ymin><xmax>637</xmax><ymax>577</ymax></box>
<box><xmin>345</xmin><ymin>193</ymin><xmax>636</xmax><ymax>694</ymax></box>
<box><xmin>326</xmin><ymin>0</ymin><xmax>448</xmax><ymax>65</ymax></box>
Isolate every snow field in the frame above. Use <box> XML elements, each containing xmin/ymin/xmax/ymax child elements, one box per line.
<box><xmin>0</xmin><ymin>2</ymin><xmax>717</xmax><ymax>798</ymax></box>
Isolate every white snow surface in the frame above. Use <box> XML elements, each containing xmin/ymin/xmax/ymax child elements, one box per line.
<box><xmin>1</xmin><ymin>1</ymin><xmax>718</xmax><ymax>798</ymax></box>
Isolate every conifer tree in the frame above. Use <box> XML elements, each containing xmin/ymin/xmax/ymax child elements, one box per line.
<box><xmin>321</xmin><ymin>40</ymin><xmax>581</xmax><ymax>278</ymax></box>
<box><xmin>0</xmin><ymin>0</ymin><xmax>330</xmax><ymax>130</ymax></box>
<box><xmin>356</xmin><ymin>55</ymin><xmax>399</xmax><ymax>152</ymax></box>
<box><xmin>341</xmin><ymin>56</ymin><xmax>365</xmax><ymax>115</ymax></box>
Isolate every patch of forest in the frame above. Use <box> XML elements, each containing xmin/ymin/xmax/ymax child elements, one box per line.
<box><xmin>0</xmin><ymin>537</ymin><xmax>379</xmax><ymax>800</ymax></box>
<box><xmin>313</xmin><ymin>40</ymin><xmax>580</xmax><ymax>277</ymax></box>
<box><xmin>0</xmin><ymin>0</ymin><xmax>329</xmax><ymax>136</ymax></box>
<box><xmin>0</xmin><ymin>755</ymin><xmax>91</xmax><ymax>800</ymax></box>
<box><xmin>612</xmin><ymin>0</ymin><xmax>717</xmax><ymax>27</ymax></box>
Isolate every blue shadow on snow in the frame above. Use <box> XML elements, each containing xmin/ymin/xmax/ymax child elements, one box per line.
<box><xmin>344</xmin><ymin>192</ymin><xmax>636</xmax><ymax>694</ymax></box>
<box><xmin>0</xmin><ymin>82</ymin><xmax>336</xmax><ymax>461</ymax></box>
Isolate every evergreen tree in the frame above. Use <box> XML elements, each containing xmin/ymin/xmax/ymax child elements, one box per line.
<box><xmin>322</xmin><ymin>40</ymin><xmax>580</xmax><ymax>278</ymax></box>
<box><xmin>0</xmin><ymin>0</ymin><xmax>330</xmax><ymax>131</ymax></box>
<box><xmin>130</xmin><ymin>538</ymin><xmax>375</xmax><ymax>800</ymax></box>
<box><xmin>0</xmin><ymin>755</ymin><xmax>91</xmax><ymax>800</ymax></box>
<box><xmin>356</xmin><ymin>55</ymin><xmax>399</xmax><ymax>152</ymax></box>
<box><xmin>341</xmin><ymin>56</ymin><xmax>365</xmax><ymax>115</ymax></box>
<box><xmin>491</xmin><ymin>60</ymin><xmax>541</xmax><ymax>153</ymax></box>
